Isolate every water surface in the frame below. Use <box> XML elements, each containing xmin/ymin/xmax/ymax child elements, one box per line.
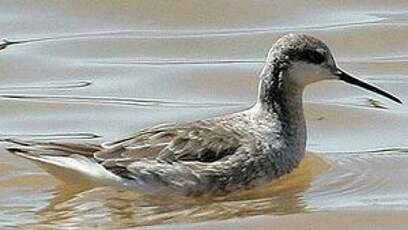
<box><xmin>1</xmin><ymin>1</ymin><xmax>408</xmax><ymax>229</ymax></box>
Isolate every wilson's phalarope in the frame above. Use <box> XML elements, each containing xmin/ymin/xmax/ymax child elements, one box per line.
<box><xmin>5</xmin><ymin>34</ymin><xmax>401</xmax><ymax>196</ymax></box>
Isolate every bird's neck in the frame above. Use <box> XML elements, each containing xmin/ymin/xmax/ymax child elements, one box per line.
<box><xmin>254</xmin><ymin>69</ymin><xmax>307</xmax><ymax>149</ymax></box>
<box><xmin>256</xmin><ymin>70</ymin><xmax>304</xmax><ymax>119</ymax></box>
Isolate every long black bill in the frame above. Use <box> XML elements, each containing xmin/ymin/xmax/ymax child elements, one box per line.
<box><xmin>336</xmin><ymin>70</ymin><xmax>402</xmax><ymax>104</ymax></box>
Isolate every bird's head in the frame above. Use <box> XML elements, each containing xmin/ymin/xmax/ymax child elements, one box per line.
<box><xmin>262</xmin><ymin>33</ymin><xmax>401</xmax><ymax>104</ymax></box>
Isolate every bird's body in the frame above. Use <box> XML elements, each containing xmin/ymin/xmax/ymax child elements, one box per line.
<box><xmin>7</xmin><ymin>104</ymin><xmax>305</xmax><ymax>196</ymax></box>
<box><xmin>5</xmin><ymin>34</ymin><xmax>401</xmax><ymax>196</ymax></box>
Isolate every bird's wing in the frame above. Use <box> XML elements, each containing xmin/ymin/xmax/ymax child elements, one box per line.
<box><xmin>96</xmin><ymin>120</ymin><xmax>244</xmax><ymax>165</ymax></box>
<box><xmin>5</xmin><ymin>138</ymin><xmax>102</xmax><ymax>157</ymax></box>
<box><xmin>4</xmin><ymin>119</ymin><xmax>250</xmax><ymax>193</ymax></box>
<box><xmin>95</xmin><ymin>120</ymin><xmax>260</xmax><ymax>194</ymax></box>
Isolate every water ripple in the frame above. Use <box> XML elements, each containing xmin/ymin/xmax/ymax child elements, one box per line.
<box><xmin>0</xmin><ymin>94</ymin><xmax>244</xmax><ymax>108</ymax></box>
<box><xmin>1</xmin><ymin>13</ymin><xmax>383</xmax><ymax>48</ymax></box>
<box><xmin>0</xmin><ymin>81</ymin><xmax>92</xmax><ymax>91</ymax></box>
<box><xmin>0</xmin><ymin>39</ymin><xmax>11</xmax><ymax>51</ymax></box>
<box><xmin>0</xmin><ymin>133</ymin><xmax>100</xmax><ymax>141</ymax></box>
<box><xmin>91</xmin><ymin>59</ymin><xmax>263</xmax><ymax>66</ymax></box>
<box><xmin>306</xmin><ymin>150</ymin><xmax>408</xmax><ymax>210</ymax></box>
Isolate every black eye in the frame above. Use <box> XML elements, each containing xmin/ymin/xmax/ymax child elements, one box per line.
<box><xmin>300</xmin><ymin>50</ymin><xmax>325</xmax><ymax>64</ymax></box>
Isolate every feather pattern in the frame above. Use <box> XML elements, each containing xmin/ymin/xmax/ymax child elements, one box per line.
<box><xmin>5</xmin><ymin>105</ymin><xmax>305</xmax><ymax>196</ymax></box>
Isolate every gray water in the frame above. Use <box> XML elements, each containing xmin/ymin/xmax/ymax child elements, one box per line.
<box><xmin>1</xmin><ymin>1</ymin><xmax>408</xmax><ymax>229</ymax></box>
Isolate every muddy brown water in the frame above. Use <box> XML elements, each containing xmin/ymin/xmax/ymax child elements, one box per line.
<box><xmin>1</xmin><ymin>1</ymin><xmax>408</xmax><ymax>229</ymax></box>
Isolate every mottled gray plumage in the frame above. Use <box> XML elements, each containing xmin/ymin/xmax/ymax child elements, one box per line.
<box><xmin>5</xmin><ymin>33</ymin><xmax>401</xmax><ymax>196</ymax></box>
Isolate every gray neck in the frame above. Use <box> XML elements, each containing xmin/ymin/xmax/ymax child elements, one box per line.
<box><xmin>257</xmin><ymin>69</ymin><xmax>304</xmax><ymax>117</ymax></box>
<box><xmin>254</xmin><ymin>68</ymin><xmax>307</xmax><ymax>152</ymax></box>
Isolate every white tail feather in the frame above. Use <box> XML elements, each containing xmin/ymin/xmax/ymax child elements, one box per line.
<box><xmin>12</xmin><ymin>150</ymin><xmax>122</xmax><ymax>186</ymax></box>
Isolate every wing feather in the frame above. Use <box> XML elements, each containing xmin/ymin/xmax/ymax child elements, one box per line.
<box><xmin>97</xmin><ymin>120</ymin><xmax>243</xmax><ymax>164</ymax></box>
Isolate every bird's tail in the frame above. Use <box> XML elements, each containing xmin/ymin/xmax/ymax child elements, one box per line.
<box><xmin>4</xmin><ymin>138</ymin><xmax>122</xmax><ymax>185</ymax></box>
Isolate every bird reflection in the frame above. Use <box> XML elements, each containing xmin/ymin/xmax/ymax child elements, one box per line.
<box><xmin>26</xmin><ymin>153</ymin><xmax>327</xmax><ymax>228</ymax></box>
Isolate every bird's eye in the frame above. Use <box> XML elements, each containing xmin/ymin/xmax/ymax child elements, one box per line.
<box><xmin>304</xmin><ymin>50</ymin><xmax>325</xmax><ymax>64</ymax></box>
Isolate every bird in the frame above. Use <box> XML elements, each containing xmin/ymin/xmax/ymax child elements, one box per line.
<box><xmin>4</xmin><ymin>33</ymin><xmax>402</xmax><ymax>196</ymax></box>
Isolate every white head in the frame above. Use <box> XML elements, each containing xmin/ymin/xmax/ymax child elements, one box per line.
<box><xmin>261</xmin><ymin>34</ymin><xmax>401</xmax><ymax>103</ymax></box>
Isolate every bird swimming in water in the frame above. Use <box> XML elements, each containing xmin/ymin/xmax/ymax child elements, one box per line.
<box><xmin>5</xmin><ymin>34</ymin><xmax>402</xmax><ymax>196</ymax></box>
